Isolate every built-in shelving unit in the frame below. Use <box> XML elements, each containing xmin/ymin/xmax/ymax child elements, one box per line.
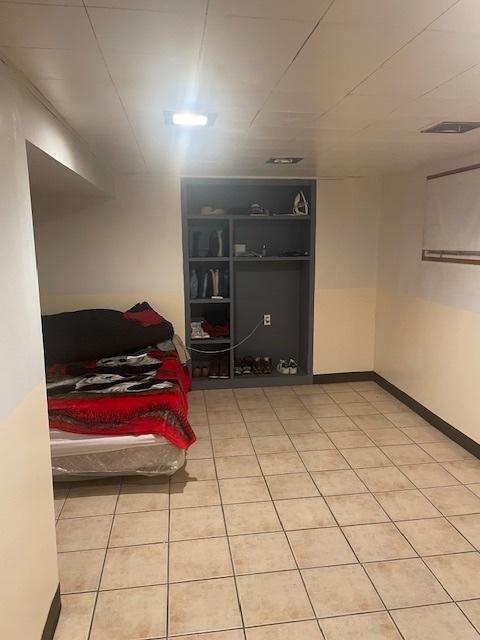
<box><xmin>181</xmin><ymin>178</ymin><xmax>316</xmax><ymax>389</ymax></box>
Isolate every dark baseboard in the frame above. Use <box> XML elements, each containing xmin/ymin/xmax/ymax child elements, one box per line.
<box><xmin>373</xmin><ymin>373</ymin><xmax>480</xmax><ymax>460</ymax></box>
<box><xmin>313</xmin><ymin>371</ymin><xmax>375</xmax><ymax>384</ymax></box>
<box><xmin>42</xmin><ymin>585</ymin><xmax>61</xmax><ymax>640</ymax></box>
<box><xmin>314</xmin><ymin>369</ymin><xmax>479</xmax><ymax>460</ymax></box>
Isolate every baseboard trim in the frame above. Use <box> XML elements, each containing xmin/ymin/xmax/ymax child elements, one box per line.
<box><xmin>42</xmin><ymin>585</ymin><xmax>61</xmax><ymax>640</ymax></box>
<box><xmin>313</xmin><ymin>371</ymin><xmax>374</xmax><ymax>384</ymax></box>
<box><xmin>314</xmin><ymin>370</ymin><xmax>479</xmax><ymax>460</ymax></box>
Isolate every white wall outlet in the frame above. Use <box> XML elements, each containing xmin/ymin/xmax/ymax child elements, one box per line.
<box><xmin>263</xmin><ymin>314</ymin><xmax>271</xmax><ymax>326</ymax></box>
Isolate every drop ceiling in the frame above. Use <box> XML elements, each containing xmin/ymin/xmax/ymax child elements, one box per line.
<box><xmin>2</xmin><ymin>0</ymin><xmax>480</xmax><ymax>177</ymax></box>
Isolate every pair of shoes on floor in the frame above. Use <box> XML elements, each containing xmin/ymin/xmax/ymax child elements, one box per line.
<box><xmin>235</xmin><ymin>356</ymin><xmax>272</xmax><ymax>375</ymax></box>
<box><xmin>277</xmin><ymin>358</ymin><xmax>298</xmax><ymax>375</ymax></box>
<box><xmin>193</xmin><ymin>360</ymin><xmax>229</xmax><ymax>378</ymax></box>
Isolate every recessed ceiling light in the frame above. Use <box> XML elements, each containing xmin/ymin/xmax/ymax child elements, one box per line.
<box><xmin>266</xmin><ymin>157</ymin><xmax>303</xmax><ymax>164</ymax></box>
<box><xmin>164</xmin><ymin>111</ymin><xmax>216</xmax><ymax>127</ymax></box>
<box><xmin>421</xmin><ymin>121</ymin><xmax>480</xmax><ymax>134</ymax></box>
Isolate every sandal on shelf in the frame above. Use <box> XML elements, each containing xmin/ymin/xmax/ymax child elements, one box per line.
<box><xmin>253</xmin><ymin>357</ymin><xmax>263</xmax><ymax>375</ymax></box>
<box><xmin>262</xmin><ymin>357</ymin><xmax>273</xmax><ymax>374</ymax></box>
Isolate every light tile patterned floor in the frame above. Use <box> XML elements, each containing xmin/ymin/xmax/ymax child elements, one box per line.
<box><xmin>53</xmin><ymin>381</ymin><xmax>480</xmax><ymax>640</ymax></box>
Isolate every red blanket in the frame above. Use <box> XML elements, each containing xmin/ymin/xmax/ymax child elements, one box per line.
<box><xmin>47</xmin><ymin>350</ymin><xmax>195</xmax><ymax>449</ymax></box>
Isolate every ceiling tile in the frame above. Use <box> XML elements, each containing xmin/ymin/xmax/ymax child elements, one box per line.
<box><xmin>0</xmin><ymin>4</ymin><xmax>96</xmax><ymax>49</ymax></box>
<box><xmin>426</xmin><ymin>65</ymin><xmax>480</xmax><ymax>100</ymax></box>
<box><xmin>354</xmin><ymin>29</ymin><xmax>480</xmax><ymax>97</ymax></box>
<box><xmin>84</xmin><ymin>0</ymin><xmax>207</xmax><ymax>13</ymax></box>
<box><xmin>324</xmin><ymin>0</ymin><xmax>458</xmax><ymax>28</ymax></box>
<box><xmin>207</xmin><ymin>0</ymin><xmax>331</xmax><ymax>21</ymax></box>
<box><xmin>316</xmin><ymin>95</ymin><xmax>402</xmax><ymax>131</ymax></box>
<box><xmin>429</xmin><ymin>0</ymin><xmax>480</xmax><ymax>32</ymax></box>
<box><xmin>0</xmin><ymin>0</ymin><xmax>82</xmax><ymax>5</ymax></box>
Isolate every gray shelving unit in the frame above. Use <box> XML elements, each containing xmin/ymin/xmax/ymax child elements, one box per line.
<box><xmin>181</xmin><ymin>178</ymin><xmax>316</xmax><ymax>390</ymax></box>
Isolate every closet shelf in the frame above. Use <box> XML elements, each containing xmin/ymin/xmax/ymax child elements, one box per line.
<box><xmin>189</xmin><ymin>257</ymin><xmax>230</xmax><ymax>262</ymax></box>
<box><xmin>187</xmin><ymin>215</ymin><xmax>311</xmax><ymax>221</ymax></box>
<box><xmin>190</xmin><ymin>337</ymin><xmax>231</xmax><ymax>345</ymax></box>
<box><xmin>234</xmin><ymin>256</ymin><xmax>310</xmax><ymax>262</ymax></box>
<box><xmin>190</xmin><ymin>298</ymin><xmax>231</xmax><ymax>304</ymax></box>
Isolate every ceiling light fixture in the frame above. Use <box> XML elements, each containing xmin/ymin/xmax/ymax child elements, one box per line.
<box><xmin>164</xmin><ymin>111</ymin><xmax>216</xmax><ymax>127</ymax></box>
<box><xmin>421</xmin><ymin>121</ymin><xmax>480</xmax><ymax>134</ymax></box>
<box><xmin>267</xmin><ymin>157</ymin><xmax>303</xmax><ymax>165</ymax></box>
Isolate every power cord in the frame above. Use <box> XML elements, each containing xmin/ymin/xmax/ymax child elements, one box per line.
<box><xmin>188</xmin><ymin>316</ymin><xmax>264</xmax><ymax>354</ymax></box>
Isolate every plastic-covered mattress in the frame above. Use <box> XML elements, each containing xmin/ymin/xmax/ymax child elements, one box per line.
<box><xmin>51</xmin><ymin>429</ymin><xmax>185</xmax><ymax>480</ymax></box>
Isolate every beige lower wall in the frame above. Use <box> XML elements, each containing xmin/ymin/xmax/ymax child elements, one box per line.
<box><xmin>314</xmin><ymin>287</ymin><xmax>376</xmax><ymax>374</ymax></box>
<box><xmin>375</xmin><ymin>288</ymin><xmax>480</xmax><ymax>445</ymax></box>
<box><xmin>0</xmin><ymin>385</ymin><xmax>58</xmax><ymax>640</ymax></box>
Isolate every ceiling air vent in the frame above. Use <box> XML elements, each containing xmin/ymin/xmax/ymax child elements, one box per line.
<box><xmin>266</xmin><ymin>157</ymin><xmax>303</xmax><ymax>164</ymax></box>
<box><xmin>421</xmin><ymin>121</ymin><xmax>480</xmax><ymax>134</ymax></box>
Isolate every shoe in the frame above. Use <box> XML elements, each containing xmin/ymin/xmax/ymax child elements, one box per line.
<box><xmin>288</xmin><ymin>358</ymin><xmax>298</xmax><ymax>375</ymax></box>
<box><xmin>191</xmin><ymin>321</ymin><xmax>210</xmax><ymax>340</ymax></box>
<box><xmin>277</xmin><ymin>359</ymin><xmax>290</xmax><ymax>375</ymax></box>
<box><xmin>208</xmin><ymin>360</ymin><xmax>220</xmax><ymax>379</ymax></box>
<box><xmin>219</xmin><ymin>360</ymin><xmax>230</xmax><ymax>379</ymax></box>
<box><xmin>234</xmin><ymin>362</ymin><xmax>243</xmax><ymax>376</ymax></box>
<box><xmin>262</xmin><ymin>357</ymin><xmax>273</xmax><ymax>374</ymax></box>
<box><xmin>193</xmin><ymin>366</ymin><xmax>201</xmax><ymax>377</ymax></box>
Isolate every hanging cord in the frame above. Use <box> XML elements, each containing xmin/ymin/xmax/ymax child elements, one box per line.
<box><xmin>188</xmin><ymin>317</ymin><xmax>264</xmax><ymax>354</ymax></box>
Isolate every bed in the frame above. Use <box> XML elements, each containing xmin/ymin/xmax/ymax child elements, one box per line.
<box><xmin>43</xmin><ymin>304</ymin><xmax>195</xmax><ymax>480</ymax></box>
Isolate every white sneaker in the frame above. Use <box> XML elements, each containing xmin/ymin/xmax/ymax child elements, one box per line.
<box><xmin>191</xmin><ymin>321</ymin><xmax>210</xmax><ymax>340</ymax></box>
<box><xmin>277</xmin><ymin>359</ymin><xmax>290</xmax><ymax>374</ymax></box>
<box><xmin>288</xmin><ymin>358</ymin><xmax>298</xmax><ymax>375</ymax></box>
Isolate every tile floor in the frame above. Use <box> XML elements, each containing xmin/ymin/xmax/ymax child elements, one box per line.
<box><xmin>52</xmin><ymin>381</ymin><xmax>480</xmax><ymax>640</ymax></box>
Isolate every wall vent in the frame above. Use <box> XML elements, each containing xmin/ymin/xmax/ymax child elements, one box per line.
<box><xmin>421</xmin><ymin>121</ymin><xmax>480</xmax><ymax>134</ymax></box>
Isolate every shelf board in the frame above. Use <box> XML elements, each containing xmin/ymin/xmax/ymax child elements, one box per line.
<box><xmin>188</xmin><ymin>215</ymin><xmax>311</xmax><ymax>221</ymax></box>
<box><xmin>234</xmin><ymin>256</ymin><xmax>310</xmax><ymax>262</ymax></box>
<box><xmin>190</xmin><ymin>298</ymin><xmax>231</xmax><ymax>304</ymax></box>
<box><xmin>190</xmin><ymin>337</ymin><xmax>231</xmax><ymax>344</ymax></box>
<box><xmin>189</xmin><ymin>257</ymin><xmax>229</xmax><ymax>262</ymax></box>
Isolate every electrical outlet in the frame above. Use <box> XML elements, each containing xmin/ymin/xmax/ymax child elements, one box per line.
<box><xmin>263</xmin><ymin>314</ymin><xmax>271</xmax><ymax>326</ymax></box>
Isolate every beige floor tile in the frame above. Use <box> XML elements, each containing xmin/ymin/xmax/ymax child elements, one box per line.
<box><xmin>449</xmin><ymin>514</ymin><xmax>480</xmax><ymax>549</ymax></box>
<box><xmin>320</xmin><ymin>612</ymin><xmax>402</xmax><ymax>640</ymax></box>
<box><xmin>300</xmin><ymin>394</ymin><xmax>336</xmax><ymax>406</ymax></box>
<box><xmin>56</xmin><ymin>515</ymin><xmax>112</xmax><ymax>552</ymax></box>
<box><xmin>209</xmin><ymin>422</ymin><xmax>249</xmax><ymax>439</ymax></box>
<box><xmin>321</xmin><ymin>383</ymin><xmax>354</xmax><ymax>392</ymax></box>
<box><xmin>359</xmin><ymin>390</ymin><xmax>395</xmax><ymax>403</ymax></box>
<box><xmin>300</xmin><ymin>450</ymin><xmax>349</xmax><ymax>471</ymax></box>
<box><xmin>391</xmin><ymin>603</ymin><xmax>479</xmax><ymax>640</ymax></box>
<box><xmin>170</xmin><ymin>480</ymin><xmax>220</xmax><ymax>509</ymax></box>
<box><xmin>60</xmin><ymin>486</ymin><xmax>118</xmax><ymax>519</ymax></box>
<box><xmin>251</xmin><ymin>435</ymin><xmax>294</xmax><ymax>454</ymax></box>
<box><xmin>215</xmin><ymin>455</ymin><xmax>261</xmax><ymax>479</ymax></box>
<box><xmin>264</xmin><ymin>386</ymin><xmax>295</xmax><ymax>396</ymax></box>
<box><xmin>230</xmin><ymin>531</ymin><xmax>295</xmax><ymax>574</ymax></box>
<box><xmin>374</xmin><ymin>489</ymin><xmax>441</xmax><ymax>520</ymax></box>
<box><xmin>295</xmin><ymin>384</ymin><xmax>328</xmax><ymax>394</ymax></box>
<box><xmin>237</xmin><ymin>570</ymin><xmax>314</xmax><ymax>627</ymax></box>
<box><xmin>54</xmin><ymin>487</ymin><xmax>69</xmax><ymax>519</ymax></box>
<box><xmin>425</xmin><ymin>552</ymin><xmax>480</xmax><ymax>600</ymax></box>
<box><xmin>364</xmin><ymin>558</ymin><xmax>450</xmax><ymax>608</ymax></box>
<box><xmin>101</xmin><ymin>543</ymin><xmax>167</xmax><ymax>590</ymax></box>
<box><xmin>174</xmin><ymin>632</ymin><xmax>244</xmax><ymax>640</ymax></box>
<box><xmin>188</xmin><ymin>440</ymin><xmax>214</xmax><ymax>459</ymax></box>
<box><xmin>241</xmin><ymin>408</ymin><xmax>277</xmax><ymax>422</ymax></box>
<box><xmin>458</xmin><ymin>600</ymin><xmax>480</xmax><ymax>634</ymax></box>
<box><xmin>237</xmin><ymin>397</ymin><xmax>272</xmax><ymax>410</ymax></box>
<box><xmin>169</xmin><ymin>577</ymin><xmax>242</xmax><ymax>636</ymax></box>
<box><xmin>327</xmin><ymin>391</ymin><xmax>364</xmax><ymax>403</ymax></box>
<box><xmin>245</xmin><ymin>420</ymin><xmax>285</xmax><ymax>436</ymax></box>
<box><xmin>290</xmin><ymin>433</ymin><xmax>335</xmax><ymax>451</ymax></box>
<box><xmin>351</xmin><ymin>414</ymin><xmax>395</xmax><ymax>429</ymax></box>
<box><xmin>326</xmin><ymin>493</ymin><xmax>389</xmax><ymax>526</ymax></box>
<box><xmin>340</xmin><ymin>403</ymin><xmax>379</xmax><ymax>417</ymax></box>
<box><xmin>170</xmin><ymin>537</ymin><xmax>232</xmax><ymax>582</ymax></box>
<box><xmin>383</xmin><ymin>412</ymin><xmax>426</xmax><ymax>428</ymax></box>
<box><xmin>302</xmin><ymin>564</ymin><xmax>384</xmax><ymax>618</ymax></box>
<box><xmin>312</xmin><ymin>470</ymin><xmax>368</xmax><ymax>496</ymax></box>
<box><xmin>172</xmin><ymin>458</ymin><xmax>217</xmax><ymax>482</ymax></box>
<box><xmin>90</xmin><ymin>585</ymin><xmax>167</xmax><ymax>640</ymax></box>
<box><xmin>115</xmin><ymin>483</ymin><xmax>169</xmax><ymax>514</ymax></box>
<box><xmin>268</xmin><ymin>395</ymin><xmax>305</xmax><ymax>409</ymax></box>
<box><xmin>470</xmin><ymin>484</ymin><xmax>480</xmax><ymax>497</ymax></box>
<box><xmin>220</xmin><ymin>476</ymin><xmax>270</xmax><ymax>504</ymax></box>
<box><xmin>281</xmin><ymin>418</ymin><xmax>321</xmax><ymax>434</ymax></box>
<box><xmin>400</xmin><ymin>463</ymin><xmax>459</xmax><ymax>488</ymax></box>
<box><xmin>257</xmin><ymin>451</ymin><xmax>305</xmax><ymax>475</ymax></box>
<box><xmin>208</xmin><ymin>409</ymin><xmax>243</xmax><ymax>423</ymax></box>
<box><xmin>246</xmin><ymin>620</ymin><xmax>323</xmax><ymax>640</ymax></box>
<box><xmin>420</xmin><ymin>441</ymin><xmax>473</xmax><ymax>462</ymax></box>
<box><xmin>266</xmin><ymin>472</ymin><xmax>319</xmax><ymax>499</ymax></box>
<box><xmin>422</xmin><ymin>485</ymin><xmax>480</xmax><ymax>516</ymax></box>
<box><xmin>109</xmin><ymin>510</ymin><xmax>168</xmax><ymax>547</ymax></box>
<box><xmin>224</xmin><ymin>501</ymin><xmax>281</xmax><ymax>535</ymax></box>
<box><xmin>371</xmin><ymin>401</ymin><xmax>406</xmax><ymax>414</ymax></box>
<box><xmin>397</xmin><ymin>517</ymin><xmax>474</xmax><ymax>556</ymax></box>
<box><xmin>206</xmin><ymin>399</ymin><xmax>239</xmax><ymax>411</ymax></box>
<box><xmin>308</xmin><ymin>405</ymin><xmax>347</xmax><ymax>419</ymax></box>
<box><xmin>350</xmin><ymin>381</ymin><xmax>381</xmax><ymax>391</ymax></box>
<box><xmin>381</xmin><ymin>444</ymin><xmax>434</xmax><ymax>465</ymax></box>
<box><xmin>288</xmin><ymin>527</ymin><xmax>356</xmax><ymax>568</ymax></box>
<box><xmin>53</xmin><ymin>592</ymin><xmax>96</xmax><ymax>640</ymax></box>
<box><xmin>364</xmin><ymin>428</ymin><xmax>413</xmax><ymax>446</ymax></box>
<box><xmin>316</xmin><ymin>416</ymin><xmax>357</xmax><ymax>431</ymax></box>
<box><xmin>356</xmin><ymin>467</ymin><xmax>414</xmax><ymax>492</ymax></box>
<box><xmin>442</xmin><ymin>460</ymin><xmax>480</xmax><ymax>484</ymax></box>
<box><xmin>401</xmin><ymin>425</ymin><xmax>449</xmax><ymax>443</ymax></box>
<box><xmin>340</xmin><ymin>447</ymin><xmax>391</xmax><ymax>469</ymax></box>
<box><xmin>213</xmin><ymin>437</ymin><xmax>254</xmax><ymax>457</ymax></box>
<box><xmin>170</xmin><ymin>505</ymin><xmax>226</xmax><ymax>541</ymax></box>
<box><xmin>343</xmin><ymin>522</ymin><xmax>416</xmax><ymax>562</ymax></box>
<box><xmin>187</xmin><ymin>411</ymin><xmax>208</xmax><ymax>428</ymax></box>
<box><xmin>328</xmin><ymin>431</ymin><xmax>374</xmax><ymax>449</ymax></box>
<box><xmin>275</xmin><ymin>406</ymin><xmax>314</xmax><ymax>421</ymax></box>
<box><xmin>275</xmin><ymin>496</ymin><xmax>335</xmax><ymax>529</ymax></box>
<box><xmin>58</xmin><ymin>549</ymin><xmax>105</xmax><ymax>594</ymax></box>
